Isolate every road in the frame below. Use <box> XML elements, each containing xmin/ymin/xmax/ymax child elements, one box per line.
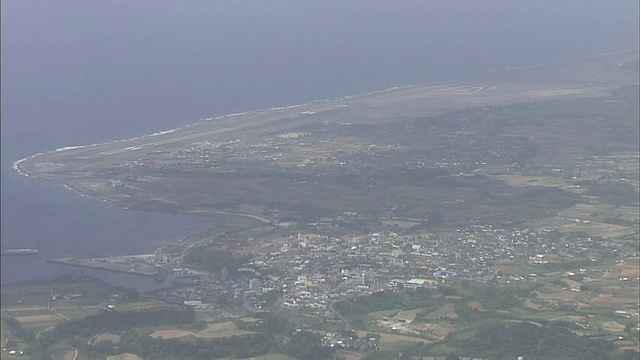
<box><xmin>329</xmin><ymin>299</ymin><xmax>351</xmax><ymax>331</ymax></box>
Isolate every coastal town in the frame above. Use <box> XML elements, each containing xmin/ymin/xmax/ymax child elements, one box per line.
<box><xmin>49</xmin><ymin>217</ymin><xmax>637</xmax><ymax>325</ymax></box>
<box><xmin>3</xmin><ymin>53</ymin><xmax>638</xmax><ymax>359</ymax></box>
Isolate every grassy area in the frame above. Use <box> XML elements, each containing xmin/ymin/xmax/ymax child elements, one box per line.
<box><xmin>94</xmin><ymin>333</ymin><xmax>121</xmax><ymax>344</ymax></box>
<box><xmin>6</xmin><ymin>309</ymin><xmax>55</xmax><ymax>317</ymax></box>
<box><xmin>112</xmin><ymin>300</ymin><xmax>167</xmax><ymax>310</ymax></box>
<box><xmin>1</xmin><ymin>276</ymin><xmax>145</xmax><ymax>314</ymax></box>
<box><xmin>49</xmin><ymin>340</ymin><xmax>75</xmax><ymax>360</ymax></box>
<box><xmin>379</xmin><ymin>339</ymin><xmax>421</xmax><ymax>352</ymax></box>
<box><xmin>287</xmin><ymin>311</ymin><xmax>325</xmax><ymax>330</ymax></box>
<box><xmin>361</xmin><ymin>350</ymin><xmax>398</xmax><ymax>360</ymax></box>
<box><xmin>57</xmin><ymin>308</ymin><xmax>95</xmax><ymax>321</ymax></box>
<box><xmin>106</xmin><ymin>354</ymin><xmax>144</xmax><ymax>360</ymax></box>
<box><xmin>245</xmin><ymin>354</ymin><xmax>299</xmax><ymax>360</ymax></box>
<box><xmin>198</xmin><ymin>321</ymin><xmax>256</xmax><ymax>338</ymax></box>
<box><xmin>422</xmin><ymin>304</ymin><xmax>456</xmax><ymax>321</ymax></box>
<box><xmin>364</xmin><ymin>309</ymin><xmax>401</xmax><ymax>321</ymax></box>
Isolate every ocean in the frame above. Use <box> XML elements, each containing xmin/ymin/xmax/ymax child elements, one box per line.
<box><xmin>1</xmin><ymin>0</ymin><xmax>637</xmax><ymax>291</ymax></box>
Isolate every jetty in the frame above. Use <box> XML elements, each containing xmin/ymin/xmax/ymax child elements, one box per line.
<box><xmin>48</xmin><ymin>255</ymin><xmax>158</xmax><ymax>276</ymax></box>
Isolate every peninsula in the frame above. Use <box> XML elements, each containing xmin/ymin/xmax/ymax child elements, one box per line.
<box><xmin>15</xmin><ymin>53</ymin><xmax>638</xmax><ymax>224</ymax></box>
<box><xmin>7</xmin><ymin>52</ymin><xmax>640</xmax><ymax>359</ymax></box>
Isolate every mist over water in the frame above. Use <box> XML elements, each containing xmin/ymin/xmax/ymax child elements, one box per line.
<box><xmin>2</xmin><ymin>1</ymin><xmax>638</xmax><ymax>287</ymax></box>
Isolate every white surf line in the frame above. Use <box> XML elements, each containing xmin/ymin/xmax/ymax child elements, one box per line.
<box><xmin>12</xmin><ymin>157</ymin><xmax>36</xmax><ymax>176</ymax></box>
<box><xmin>93</xmin><ymin>105</ymin><xmax>341</xmax><ymax>157</ymax></box>
<box><xmin>13</xmin><ymin>79</ymin><xmax>455</xmax><ymax>171</ymax></box>
<box><xmin>53</xmin><ymin>145</ymin><xmax>85</xmax><ymax>152</ymax></box>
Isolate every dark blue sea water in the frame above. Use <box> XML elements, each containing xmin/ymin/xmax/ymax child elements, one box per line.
<box><xmin>2</xmin><ymin>1</ymin><xmax>638</xmax><ymax>290</ymax></box>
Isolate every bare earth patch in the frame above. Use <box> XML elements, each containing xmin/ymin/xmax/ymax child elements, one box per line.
<box><xmin>599</xmin><ymin>321</ymin><xmax>626</xmax><ymax>333</ymax></box>
<box><xmin>415</xmin><ymin>323</ymin><xmax>456</xmax><ymax>338</ymax></box>
<box><xmin>15</xmin><ymin>314</ymin><xmax>65</xmax><ymax>324</ymax></box>
<box><xmin>394</xmin><ymin>309</ymin><xmax>422</xmax><ymax>321</ymax></box>
<box><xmin>493</xmin><ymin>264</ymin><xmax>525</xmax><ymax>276</ymax></box>
<box><xmin>95</xmin><ymin>333</ymin><xmax>121</xmax><ymax>344</ymax></box>
<box><xmin>150</xmin><ymin>330</ymin><xmax>194</xmax><ymax>339</ymax></box>
<box><xmin>467</xmin><ymin>301</ymin><xmax>481</xmax><ymax>310</ymax></box>
<box><xmin>107</xmin><ymin>354</ymin><xmax>144</xmax><ymax>360</ymax></box>
<box><xmin>537</xmin><ymin>290</ymin><xmax>580</xmax><ymax>302</ymax></box>
<box><xmin>377</xmin><ymin>332</ymin><xmax>427</xmax><ymax>344</ymax></box>
<box><xmin>495</xmin><ymin>174</ymin><xmax>566</xmax><ymax>188</ymax></box>
<box><xmin>198</xmin><ymin>321</ymin><xmax>255</xmax><ymax>338</ymax></box>
<box><xmin>577</xmin><ymin>302</ymin><xmax>592</xmax><ymax>309</ymax></box>
<box><xmin>603</xmin><ymin>261</ymin><xmax>640</xmax><ymax>280</ymax></box>
<box><xmin>524</xmin><ymin>299</ymin><xmax>543</xmax><ymax>310</ymax></box>
<box><xmin>560</xmin><ymin>222</ymin><xmax>637</xmax><ymax>238</ymax></box>
<box><xmin>563</xmin><ymin>279</ymin><xmax>582</xmax><ymax>289</ymax></box>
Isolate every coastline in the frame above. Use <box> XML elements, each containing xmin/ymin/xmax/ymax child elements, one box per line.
<box><xmin>47</xmin><ymin>257</ymin><xmax>156</xmax><ymax>277</ymax></box>
<box><xmin>9</xmin><ymin>58</ymin><xmax>632</xmax><ymax>231</ymax></box>
<box><xmin>11</xmin><ymin>83</ymin><xmax>422</xmax><ymax>179</ymax></box>
<box><xmin>12</xmin><ymin>50</ymin><xmax>637</xmax><ymax>177</ymax></box>
<box><xmin>3</xmin><ymin>51</ymin><xmax>637</xmax><ymax>292</ymax></box>
<box><xmin>14</xmin><ymin>51</ymin><xmax>638</xmax><ymax>183</ymax></box>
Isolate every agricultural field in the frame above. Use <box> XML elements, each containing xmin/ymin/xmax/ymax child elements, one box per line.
<box><xmin>243</xmin><ymin>354</ymin><xmax>299</xmax><ymax>360</ymax></box>
<box><xmin>0</xmin><ymin>276</ymin><xmax>139</xmax><ymax>314</ymax></box>
<box><xmin>3</xmin><ymin>53</ymin><xmax>637</xmax><ymax>360</ymax></box>
<box><xmin>332</xmin><ymin>249</ymin><xmax>639</xmax><ymax>359</ymax></box>
<box><xmin>1</xmin><ymin>284</ymin><xmax>50</xmax><ymax>310</ymax></box>
<box><xmin>150</xmin><ymin>320</ymin><xmax>256</xmax><ymax>340</ymax></box>
<box><xmin>0</xmin><ymin>277</ymin><xmax>184</xmax><ymax>360</ymax></box>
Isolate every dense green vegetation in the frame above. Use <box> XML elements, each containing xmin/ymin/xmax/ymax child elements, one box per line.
<box><xmin>459</xmin><ymin>282</ymin><xmax>525</xmax><ymax>311</ymax></box>
<box><xmin>2</xmin><ymin>307</ymin><xmax>194</xmax><ymax>360</ymax></box>
<box><xmin>427</xmin><ymin>321</ymin><xmax>638</xmax><ymax>360</ymax></box>
<box><xmin>2</xmin><ymin>315</ymin><xmax>36</xmax><ymax>345</ymax></box>
<box><xmin>336</xmin><ymin>284</ymin><xmax>531</xmax><ymax>328</ymax></box>
<box><xmin>334</xmin><ymin>278</ymin><xmax>639</xmax><ymax>360</ymax></box>
<box><xmin>38</xmin><ymin>307</ymin><xmax>196</xmax><ymax>347</ymax></box>
<box><xmin>114</xmin><ymin>329</ymin><xmax>333</xmax><ymax>360</ymax></box>
<box><xmin>519</xmin><ymin>186</ymin><xmax>583</xmax><ymax>208</ymax></box>
<box><xmin>337</xmin><ymin>289</ymin><xmax>438</xmax><ymax>316</ymax></box>
<box><xmin>336</xmin><ymin>288</ymin><xmax>447</xmax><ymax>328</ymax></box>
<box><xmin>234</xmin><ymin>315</ymin><xmax>291</xmax><ymax>333</ymax></box>
<box><xmin>184</xmin><ymin>248</ymin><xmax>250</xmax><ymax>273</ymax></box>
<box><xmin>584</xmin><ymin>182</ymin><xmax>639</xmax><ymax>205</ymax></box>
<box><xmin>4</xmin><ymin>306</ymin><xmax>332</xmax><ymax>360</ymax></box>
